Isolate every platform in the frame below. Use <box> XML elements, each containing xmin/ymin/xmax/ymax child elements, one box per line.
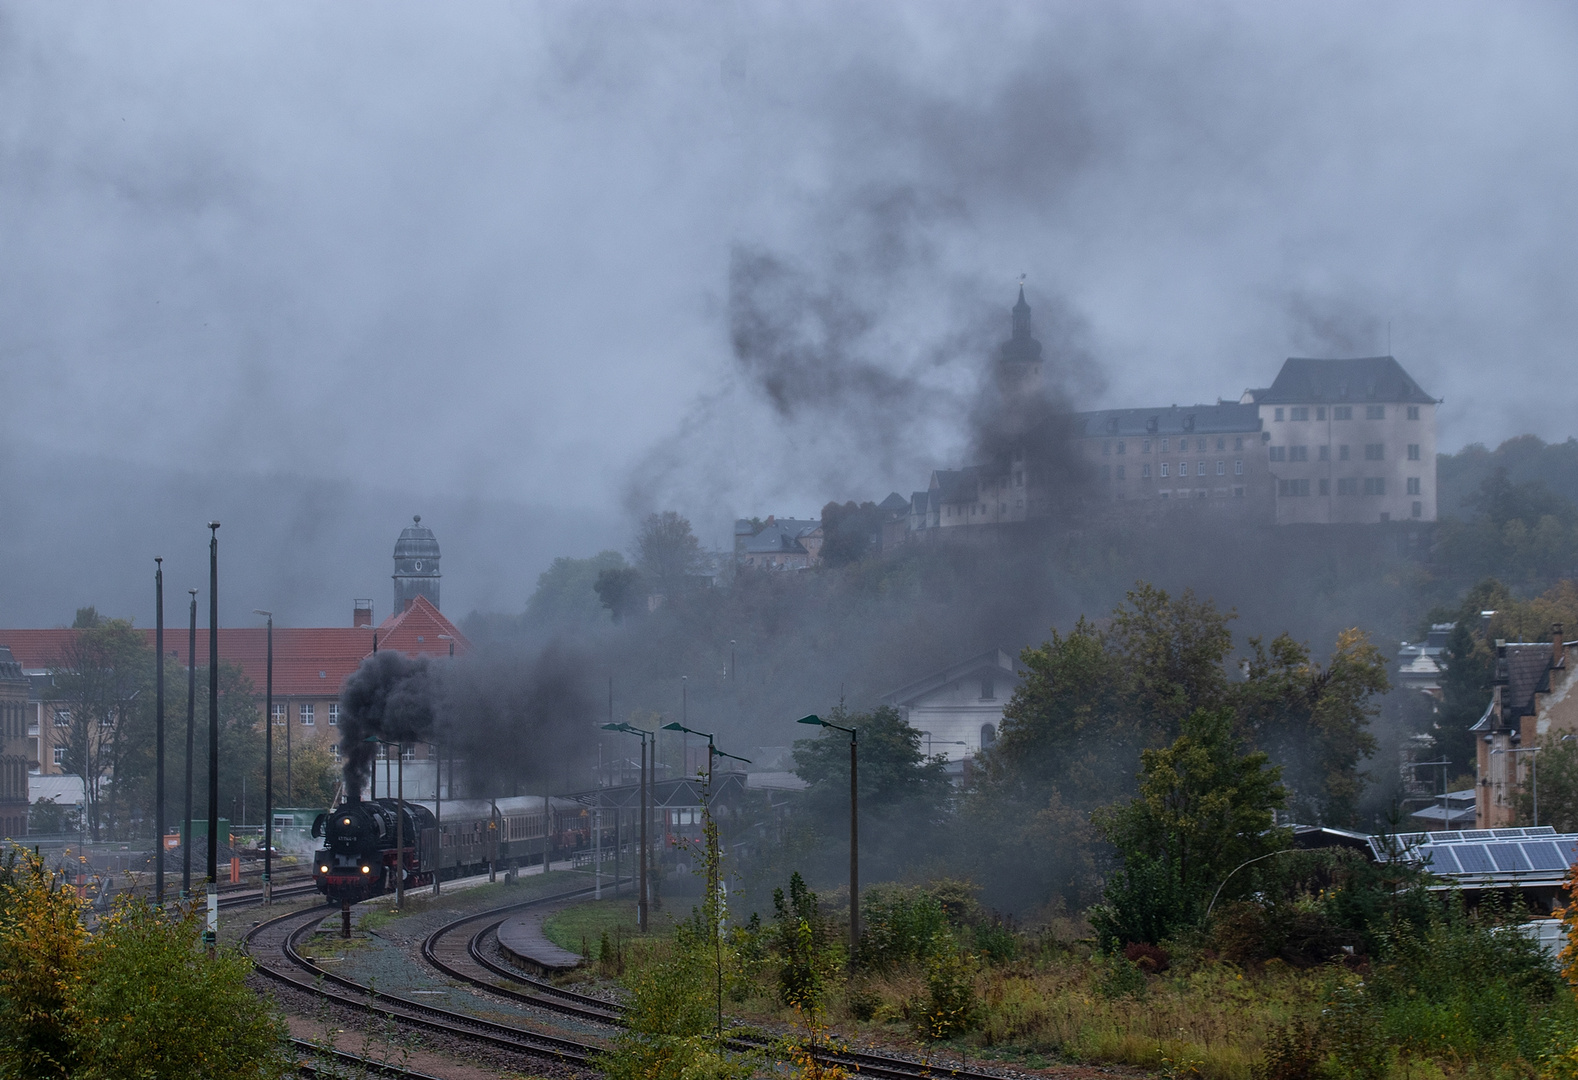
<box><xmin>496</xmin><ymin>904</ymin><xmax>583</xmax><ymax>973</ymax></box>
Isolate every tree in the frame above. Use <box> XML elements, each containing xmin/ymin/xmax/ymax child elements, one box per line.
<box><xmin>1091</xmin><ymin>709</ymin><xmax>1287</xmax><ymax>946</ymax></box>
<box><xmin>0</xmin><ymin>849</ymin><xmax>84</xmax><ymax>1079</ymax></box>
<box><xmin>1236</xmin><ymin>628</ymin><xmax>1389</xmax><ymax>827</ymax></box>
<box><xmin>527</xmin><ymin>551</ymin><xmax>631</xmax><ymax>628</ymax></box>
<box><xmin>635</xmin><ymin>511</ymin><xmax>706</xmax><ymax>600</ymax></box>
<box><xmin>792</xmin><ymin>704</ymin><xmax>951</xmax><ymax>884</ymax></box>
<box><xmin>48</xmin><ymin>619</ymin><xmax>153</xmax><ymax>841</ymax></box>
<box><xmin>819</xmin><ymin>501</ymin><xmax>882</xmax><ymax>567</ymax></box>
<box><xmin>594</xmin><ymin>566</ymin><xmax>646</xmax><ymax>623</ymax></box>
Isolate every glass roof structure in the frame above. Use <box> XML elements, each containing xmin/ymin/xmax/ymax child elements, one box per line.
<box><xmin>1373</xmin><ymin>827</ymin><xmax>1578</xmax><ymax>889</ymax></box>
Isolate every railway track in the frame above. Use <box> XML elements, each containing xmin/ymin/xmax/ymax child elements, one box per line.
<box><xmin>420</xmin><ymin>901</ymin><xmax>1016</xmax><ymax>1080</ymax></box>
<box><xmin>244</xmin><ymin>899</ymin><xmax>604</xmax><ymax>1072</ymax></box>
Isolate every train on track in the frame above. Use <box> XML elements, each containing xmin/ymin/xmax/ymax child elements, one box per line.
<box><xmin>311</xmin><ymin>794</ymin><xmax>596</xmax><ymax>904</ymax></box>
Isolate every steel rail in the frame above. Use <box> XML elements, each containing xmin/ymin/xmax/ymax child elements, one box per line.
<box><xmin>244</xmin><ymin>900</ymin><xmax>602</xmax><ymax>1068</ymax></box>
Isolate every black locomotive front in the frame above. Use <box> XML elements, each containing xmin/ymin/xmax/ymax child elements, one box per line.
<box><xmin>312</xmin><ymin>797</ymin><xmax>435</xmax><ymax>904</ymax></box>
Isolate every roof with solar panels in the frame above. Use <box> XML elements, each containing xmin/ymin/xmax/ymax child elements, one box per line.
<box><xmin>1374</xmin><ymin>827</ymin><xmax>1578</xmax><ymax>888</ymax></box>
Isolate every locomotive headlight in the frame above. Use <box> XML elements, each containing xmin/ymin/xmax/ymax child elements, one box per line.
<box><xmin>361</xmin><ymin>865</ymin><xmax>371</xmax><ymax>874</ymax></box>
<box><xmin>319</xmin><ymin>864</ymin><xmax>328</xmax><ymax>874</ymax></box>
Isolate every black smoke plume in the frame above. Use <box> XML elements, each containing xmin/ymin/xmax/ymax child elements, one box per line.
<box><xmin>440</xmin><ymin>643</ymin><xmax>596</xmax><ymax>797</ymax></box>
<box><xmin>338</xmin><ymin>650</ymin><xmax>437</xmax><ymax>795</ymax></box>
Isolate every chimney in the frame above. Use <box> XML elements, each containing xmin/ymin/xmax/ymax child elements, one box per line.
<box><xmin>353</xmin><ymin>599</ymin><xmax>373</xmax><ymax>628</ymax></box>
<box><xmin>1555</xmin><ymin>623</ymin><xmax>1567</xmax><ymax>669</ymax></box>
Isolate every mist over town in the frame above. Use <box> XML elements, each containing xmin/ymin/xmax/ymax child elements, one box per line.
<box><xmin>4</xmin><ymin>5</ymin><xmax>1578</xmax><ymax>1079</ymax></box>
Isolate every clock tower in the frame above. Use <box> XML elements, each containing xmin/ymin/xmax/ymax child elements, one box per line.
<box><xmin>392</xmin><ymin>516</ymin><xmax>441</xmax><ymax>613</ymax></box>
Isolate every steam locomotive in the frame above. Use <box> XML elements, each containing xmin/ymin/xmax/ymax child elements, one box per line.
<box><xmin>311</xmin><ymin>797</ymin><xmax>437</xmax><ymax>904</ymax></box>
<box><xmin>311</xmin><ymin>794</ymin><xmax>595</xmax><ymax>905</ymax></box>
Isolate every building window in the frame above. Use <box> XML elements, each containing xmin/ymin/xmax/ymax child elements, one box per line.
<box><xmin>1197</xmin><ymin>438</ymin><xmax>1207</xmax><ymax>451</ymax></box>
<box><xmin>1160</xmin><ymin>438</ymin><xmax>1169</xmax><ymax>452</ymax></box>
<box><xmin>1142</xmin><ymin>439</ymin><xmax>1151</xmax><ymax>453</ymax></box>
<box><xmin>1116</xmin><ymin>441</ymin><xmax>1125</xmax><ymax>454</ymax></box>
<box><xmin>1102</xmin><ymin>441</ymin><xmax>1111</xmax><ymax>455</ymax></box>
<box><xmin>1196</xmin><ymin>461</ymin><xmax>1206</xmax><ymax>476</ymax></box>
<box><xmin>328</xmin><ymin>703</ymin><xmax>339</xmax><ymax>726</ymax></box>
<box><xmin>1160</xmin><ymin>463</ymin><xmax>1169</xmax><ymax>477</ymax></box>
<box><xmin>1412</xmin><ymin>500</ymin><xmax>1423</xmax><ymax>518</ymax></box>
<box><xmin>1116</xmin><ymin>465</ymin><xmax>1125</xmax><ymax>480</ymax></box>
<box><xmin>1216</xmin><ymin>461</ymin><xmax>1225</xmax><ymax>476</ymax></box>
<box><xmin>980</xmin><ymin>723</ymin><xmax>996</xmax><ymax>748</ymax></box>
<box><xmin>1364</xmin><ymin>477</ymin><xmax>1386</xmax><ymax>495</ymax></box>
<box><xmin>980</xmin><ymin>677</ymin><xmax>995</xmax><ymax>700</ymax></box>
<box><xmin>1234</xmin><ymin>436</ymin><xmax>1244</xmax><ymax>450</ymax></box>
<box><xmin>53</xmin><ymin>747</ymin><xmax>65</xmax><ymax>766</ymax></box>
<box><xmin>1216</xmin><ymin>437</ymin><xmax>1225</xmax><ymax>450</ymax></box>
<box><xmin>1291</xmin><ymin>407</ymin><xmax>1309</xmax><ymax>421</ymax></box>
<box><xmin>1234</xmin><ymin>460</ymin><xmax>1244</xmax><ymax>475</ymax></box>
<box><xmin>402</xmin><ymin>745</ymin><xmax>417</xmax><ymax>762</ymax></box>
<box><xmin>1180</xmin><ymin>460</ymin><xmax>1188</xmax><ymax>475</ymax></box>
<box><xmin>300</xmin><ymin>703</ymin><xmax>315</xmax><ymax>726</ymax></box>
<box><xmin>1339</xmin><ymin>444</ymin><xmax>1350</xmax><ymax>461</ymax></box>
<box><xmin>1234</xmin><ymin>486</ymin><xmax>1245</xmax><ymax>497</ymax></box>
<box><xmin>1334</xmin><ymin>406</ymin><xmax>1353</xmax><ymax>420</ymax></box>
<box><xmin>1319</xmin><ymin>445</ymin><xmax>1330</xmax><ymax>461</ymax></box>
<box><xmin>1338</xmin><ymin>477</ymin><xmax>1358</xmax><ymax>495</ymax></box>
<box><xmin>1319</xmin><ymin>478</ymin><xmax>1330</xmax><ymax>495</ymax></box>
<box><xmin>1269</xmin><ymin>446</ymin><xmax>1286</xmax><ymax>462</ymax></box>
<box><xmin>1364</xmin><ymin>443</ymin><xmax>1384</xmax><ymax>461</ymax></box>
<box><xmin>1142</xmin><ymin>464</ymin><xmax>1151</xmax><ymax>478</ymax></box>
<box><xmin>1407</xmin><ymin>406</ymin><xmax>1420</xmax><ymax>420</ymax></box>
<box><xmin>1407</xmin><ymin>443</ymin><xmax>1420</xmax><ymax>460</ymax></box>
<box><xmin>1274</xmin><ymin>408</ymin><xmax>1284</xmax><ymax>421</ymax></box>
<box><xmin>1278</xmin><ymin>479</ymin><xmax>1312</xmax><ymax>497</ymax></box>
<box><xmin>272</xmin><ymin>704</ymin><xmax>286</xmax><ymax>726</ymax></box>
<box><xmin>1316</xmin><ymin>406</ymin><xmax>1326</xmax><ymax>420</ymax></box>
<box><xmin>1366</xmin><ymin>405</ymin><xmax>1385</xmax><ymax>420</ymax></box>
<box><xmin>54</xmin><ymin>709</ymin><xmax>69</xmax><ymax>728</ymax></box>
<box><xmin>330</xmin><ymin>743</ymin><xmax>341</xmax><ymax>763</ymax></box>
<box><xmin>1289</xmin><ymin>446</ymin><xmax>1308</xmax><ymax>462</ymax></box>
<box><xmin>1406</xmin><ymin>477</ymin><xmax>1421</xmax><ymax>495</ymax></box>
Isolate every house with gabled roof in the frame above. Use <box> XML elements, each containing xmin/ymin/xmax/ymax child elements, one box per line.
<box><xmin>1472</xmin><ymin>626</ymin><xmax>1578</xmax><ymax>828</ymax></box>
<box><xmin>880</xmin><ymin>648</ymin><xmax>1021</xmax><ymax>781</ymax></box>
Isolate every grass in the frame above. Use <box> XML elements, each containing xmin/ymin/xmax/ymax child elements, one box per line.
<box><xmin>542</xmin><ymin>898</ymin><xmax>651</xmax><ymax>955</ymax></box>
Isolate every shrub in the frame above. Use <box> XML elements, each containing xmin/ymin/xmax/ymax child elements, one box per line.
<box><xmin>1249</xmin><ymin>1016</ymin><xmax>1322</xmax><ymax>1080</ymax></box>
<box><xmin>1122</xmin><ymin>941</ymin><xmax>1170</xmax><ymax>974</ymax></box>
<box><xmin>916</xmin><ymin>947</ymin><xmax>977</xmax><ymax>1040</ymax></box>
<box><xmin>72</xmin><ymin>897</ymin><xmax>292</xmax><ymax>1080</ymax></box>
<box><xmin>859</xmin><ymin>885</ymin><xmax>951</xmax><ymax>972</ymax></box>
<box><xmin>0</xmin><ymin>849</ymin><xmax>84</xmax><ymax>1079</ymax></box>
<box><xmin>1095</xmin><ymin>953</ymin><xmax>1148</xmax><ymax>1000</ymax></box>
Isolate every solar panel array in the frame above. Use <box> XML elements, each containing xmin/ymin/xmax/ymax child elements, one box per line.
<box><xmin>1370</xmin><ymin>826</ymin><xmax>1578</xmax><ymax>880</ymax></box>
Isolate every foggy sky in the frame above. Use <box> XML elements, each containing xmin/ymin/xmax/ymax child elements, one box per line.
<box><xmin>4</xmin><ymin>2</ymin><xmax>1578</xmax><ymax>625</ymax></box>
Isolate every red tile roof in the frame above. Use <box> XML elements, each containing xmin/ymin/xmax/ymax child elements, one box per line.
<box><xmin>0</xmin><ymin>601</ymin><xmax>470</xmax><ymax>699</ymax></box>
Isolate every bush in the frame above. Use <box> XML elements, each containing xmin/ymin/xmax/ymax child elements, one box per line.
<box><xmin>1095</xmin><ymin>953</ymin><xmax>1148</xmax><ymax>1000</ymax></box>
<box><xmin>1250</xmin><ymin>1016</ymin><xmax>1323</xmax><ymax>1080</ymax></box>
<box><xmin>73</xmin><ymin>897</ymin><xmax>292</xmax><ymax>1080</ymax></box>
<box><xmin>916</xmin><ymin>947</ymin><xmax>977</xmax><ymax>1040</ymax></box>
<box><xmin>0</xmin><ymin>849</ymin><xmax>83</xmax><ymax>1079</ymax></box>
<box><xmin>773</xmin><ymin>873</ymin><xmax>835</xmax><ymax>1009</ymax></box>
<box><xmin>859</xmin><ymin>885</ymin><xmax>951</xmax><ymax>972</ymax></box>
<box><xmin>1122</xmin><ymin>941</ymin><xmax>1169</xmax><ymax>974</ymax></box>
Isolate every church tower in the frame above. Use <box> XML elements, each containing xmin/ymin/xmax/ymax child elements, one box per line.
<box><xmin>996</xmin><ymin>283</ymin><xmax>1044</xmax><ymax>391</ymax></box>
<box><xmin>392</xmin><ymin>516</ymin><xmax>441</xmax><ymax>613</ymax></box>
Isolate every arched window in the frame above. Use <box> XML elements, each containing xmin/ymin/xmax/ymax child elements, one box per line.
<box><xmin>979</xmin><ymin>723</ymin><xmax>996</xmax><ymax>748</ymax></box>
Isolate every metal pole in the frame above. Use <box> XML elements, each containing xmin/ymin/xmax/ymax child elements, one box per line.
<box><xmin>155</xmin><ymin>558</ymin><xmax>165</xmax><ymax>906</ymax></box>
<box><xmin>433</xmin><ymin>742</ymin><xmax>442</xmax><ymax>896</ymax></box>
<box><xmin>396</xmin><ymin>745</ymin><xmax>404</xmax><ymax>910</ymax></box>
<box><xmin>849</xmin><ymin>728</ymin><xmax>859</xmax><ymax>966</ymax></box>
<box><xmin>1534</xmin><ymin>752</ymin><xmax>1540</xmax><ymax>828</ymax></box>
<box><xmin>595</xmin><ymin>800</ymin><xmax>602</xmax><ymax>899</ymax></box>
<box><xmin>206</xmin><ymin>522</ymin><xmax>220</xmax><ymax>955</ymax></box>
<box><xmin>285</xmin><ymin>701</ymin><xmax>292</xmax><ymax>808</ymax></box>
<box><xmin>183</xmin><ymin>590</ymin><xmax>196</xmax><ymax>900</ymax></box>
<box><xmin>639</xmin><ymin>735</ymin><xmax>648</xmax><ymax>931</ymax></box>
<box><xmin>262</xmin><ymin>613</ymin><xmax>272</xmax><ymax>904</ymax></box>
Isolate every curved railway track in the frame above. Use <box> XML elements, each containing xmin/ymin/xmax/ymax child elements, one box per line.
<box><xmin>421</xmin><ymin>901</ymin><xmax>1016</xmax><ymax>1080</ymax></box>
<box><xmin>244</xmin><ymin>897</ymin><xmax>605</xmax><ymax>1072</ymax></box>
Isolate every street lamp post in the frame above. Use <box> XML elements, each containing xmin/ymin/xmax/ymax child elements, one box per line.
<box><xmin>662</xmin><ymin>722</ymin><xmax>748</xmax><ymax>1040</ymax></box>
<box><xmin>603</xmin><ymin>721</ymin><xmax>654</xmax><ymax>931</ymax></box>
<box><xmin>254</xmin><ymin>610</ymin><xmax>273</xmax><ymax>904</ymax></box>
<box><xmin>798</xmin><ymin>713</ymin><xmax>859</xmax><ymax>965</ymax></box>
<box><xmin>917</xmin><ymin>730</ymin><xmax>967</xmax><ymax>759</ymax></box>
<box><xmin>154</xmin><ymin>558</ymin><xmax>165</xmax><ymax>906</ymax></box>
<box><xmin>205</xmin><ymin>522</ymin><xmax>220</xmax><ymax>956</ymax></box>
<box><xmin>1493</xmin><ymin>745</ymin><xmax>1544</xmax><ymax>827</ymax></box>
<box><xmin>183</xmin><ymin>588</ymin><xmax>197</xmax><ymax>900</ymax></box>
